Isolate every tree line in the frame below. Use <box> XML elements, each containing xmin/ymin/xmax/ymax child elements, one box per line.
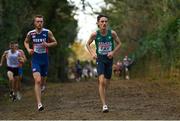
<box><xmin>101</xmin><ymin>0</ymin><xmax>180</xmax><ymax>79</ymax></box>
<box><xmin>0</xmin><ymin>0</ymin><xmax>179</xmax><ymax>82</ymax></box>
<box><xmin>0</xmin><ymin>0</ymin><xmax>78</xmax><ymax>82</ymax></box>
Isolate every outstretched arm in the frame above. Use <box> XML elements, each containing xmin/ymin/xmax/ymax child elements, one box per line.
<box><xmin>86</xmin><ymin>32</ymin><xmax>97</xmax><ymax>60</ymax></box>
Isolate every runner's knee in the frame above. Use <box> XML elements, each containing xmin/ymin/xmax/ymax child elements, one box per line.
<box><xmin>99</xmin><ymin>75</ymin><xmax>106</xmax><ymax>86</ymax></box>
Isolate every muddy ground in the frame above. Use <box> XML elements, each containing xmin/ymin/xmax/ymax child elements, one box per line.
<box><xmin>0</xmin><ymin>77</ymin><xmax>180</xmax><ymax>120</ymax></box>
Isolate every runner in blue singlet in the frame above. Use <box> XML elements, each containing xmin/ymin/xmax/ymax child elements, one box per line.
<box><xmin>24</xmin><ymin>15</ymin><xmax>57</xmax><ymax>111</ymax></box>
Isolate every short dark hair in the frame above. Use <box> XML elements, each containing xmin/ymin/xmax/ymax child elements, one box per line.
<box><xmin>14</xmin><ymin>41</ymin><xmax>19</xmax><ymax>47</ymax></box>
<box><xmin>14</xmin><ymin>41</ymin><xmax>18</xmax><ymax>44</ymax></box>
<box><xmin>33</xmin><ymin>15</ymin><xmax>44</xmax><ymax>22</ymax></box>
<box><xmin>9</xmin><ymin>41</ymin><xmax>15</xmax><ymax>45</ymax></box>
<box><xmin>97</xmin><ymin>14</ymin><xmax>108</xmax><ymax>22</ymax></box>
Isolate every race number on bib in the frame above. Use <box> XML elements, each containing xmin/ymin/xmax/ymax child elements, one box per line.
<box><xmin>34</xmin><ymin>44</ymin><xmax>46</xmax><ymax>54</ymax></box>
<box><xmin>98</xmin><ymin>42</ymin><xmax>112</xmax><ymax>55</ymax></box>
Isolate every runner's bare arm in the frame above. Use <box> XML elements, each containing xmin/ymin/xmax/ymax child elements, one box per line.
<box><xmin>86</xmin><ymin>32</ymin><xmax>97</xmax><ymax>59</ymax></box>
<box><xmin>24</xmin><ymin>34</ymin><xmax>33</xmax><ymax>54</ymax></box>
<box><xmin>0</xmin><ymin>51</ymin><xmax>8</xmax><ymax>66</ymax></box>
<box><xmin>19</xmin><ymin>49</ymin><xmax>27</xmax><ymax>62</ymax></box>
<box><xmin>111</xmin><ymin>30</ymin><xmax>121</xmax><ymax>55</ymax></box>
<box><xmin>45</xmin><ymin>30</ymin><xmax>57</xmax><ymax>47</ymax></box>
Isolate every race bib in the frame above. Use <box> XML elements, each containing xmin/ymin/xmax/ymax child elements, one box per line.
<box><xmin>34</xmin><ymin>43</ymin><xmax>46</xmax><ymax>54</ymax></box>
<box><xmin>98</xmin><ymin>42</ymin><xmax>112</xmax><ymax>55</ymax></box>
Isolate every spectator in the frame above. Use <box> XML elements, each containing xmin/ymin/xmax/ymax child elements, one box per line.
<box><xmin>122</xmin><ymin>55</ymin><xmax>133</xmax><ymax>80</ymax></box>
<box><xmin>75</xmin><ymin>60</ymin><xmax>82</xmax><ymax>82</ymax></box>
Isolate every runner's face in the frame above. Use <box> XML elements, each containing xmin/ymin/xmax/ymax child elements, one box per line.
<box><xmin>10</xmin><ymin>44</ymin><xmax>16</xmax><ymax>51</ymax></box>
<box><xmin>14</xmin><ymin>44</ymin><xmax>18</xmax><ymax>50</ymax></box>
<box><xmin>98</xmin><ymin>17</ymin><xmax>108</xmax><ymax>30</ymax></box>
<box><xmin>9</xmin><ymin>43</ymin><xmax>12</xmax><ymax>49</ymax></box>
<box><xmin>34</xmin><ymin>17</ymin><xmax>44</xmax><ymax>29</ymax></box>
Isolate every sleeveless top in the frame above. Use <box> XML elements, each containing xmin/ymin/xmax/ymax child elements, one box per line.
<box><xmin>95</xmin><ymin>29</ymin><xmax>114</xmax><ymax>56</ymax></box>
<box><xmin>27</xmin><ymin>28</ymin><xmax>49</xmax><ymax>54</ymax></box>
<box><xmin>7</xmin><ymin>50</ymin><xmax>20</xmax><ymax>68</ymax></box>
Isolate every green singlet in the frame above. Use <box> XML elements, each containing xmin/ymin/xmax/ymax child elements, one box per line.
<box><xmin>95</xmin><ymin>29</ymin><xmax>114</xmax><ymax>56</ymax></box>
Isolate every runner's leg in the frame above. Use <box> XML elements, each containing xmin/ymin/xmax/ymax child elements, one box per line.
<box><xmin>33</xmin><ymin>72</ymin><xmax>43</xmax><ymax>110</ymax></box>
<box><xmin>98</xmin><ymin>74</ymin><xmax>106</xmax><ymax>106</ymax></box>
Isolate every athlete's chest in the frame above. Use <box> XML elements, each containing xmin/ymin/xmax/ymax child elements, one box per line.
<box><xmin>96</xmin><ymin>34</ymin><xmax>113</xmax><ymax>42</ymax></box>
<box><xmin>7</xmin><ymin>51</ymin><xmax>19</xmax><ymax>60</ymax></box>
<box><xmin>31</xmin><ymin>32</ymin><xmax>48</xmax><ymax>43</ymax></box>
<box><xmin>96</xmin><ymin>35</ymin><xmax>113</xmax><ymax>47</ymax></box>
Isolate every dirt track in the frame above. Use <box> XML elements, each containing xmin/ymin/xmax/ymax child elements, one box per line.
<box><xmin>0</xmin><ymin>78</ymin><xmax>180</xmax><ymax>120</ymax></box>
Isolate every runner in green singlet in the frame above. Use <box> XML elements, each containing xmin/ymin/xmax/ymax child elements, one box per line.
<box><xmin>86</xmin><ymin>14</ymin><xmax>121</xmax><ymax>112</ymax></box>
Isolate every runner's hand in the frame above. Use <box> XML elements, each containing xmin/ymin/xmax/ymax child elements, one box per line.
<box><xmin>92</xmin><ymin>54</ymin><xmax>97</xmax><ymax>60</ymax></box>
<box><xmin>18</xmin><ymin>57</ymin><xmax>24</xmax><ymax>63</ymax></box>
<box><xmin>28</xmin><ymin>49</ymin><xmax>34</xmax><ymax>55</ymax></box>
<box><xmin>107</xmin><ymin>51</ymin><xmax>114</xmax><ymax>59</ymax></box>
<box><xmin>42</xmin><ymin>41</ymin><xmax>49</xmax><ymax>47</ymax></box>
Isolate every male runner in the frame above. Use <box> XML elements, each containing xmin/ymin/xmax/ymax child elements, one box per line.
<box><xmin>86</xmin><ymin>14</ymin><xmax>121</xmax><ymax>112</ymax></box>
<box><xmin>0</xmin><ymin>41</ymin><xmax>24</xmax><ymax>101</ymax></box>
<box><xmin>15</xmin><ymin>42</ymin><xmax>27</xmax><ymax>100</ymax></box>
<box><xmin>24</xmin><ymin>15</ymin><xmax>57</xmax><ymax>111</ymax></box>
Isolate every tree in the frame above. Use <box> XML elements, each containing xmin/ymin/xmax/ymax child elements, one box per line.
<box><xmin>101</xmin><ymin>0</ymin><xmax>180</xmax><ymax>79</ymax></box>
<box><xmin>0</xmin><ymin>0</ymin><xmax>77</xmax><ymax>82</ymax></box>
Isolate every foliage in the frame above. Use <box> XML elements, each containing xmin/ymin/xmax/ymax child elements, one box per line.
<box><xmin>0</xmin><ymin>0</ymin><xmax>77</xmax><ymax>82</ymax></box>
<box><xmin>101</xmin><ymin>0</ymin><xmax>180</xmax><ymax>78</ymax></box>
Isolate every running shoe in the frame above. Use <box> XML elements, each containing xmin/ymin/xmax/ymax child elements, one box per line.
<box><xmin>102</xmin><ymin>105</ymin><xmax>109</xmax><ymax>113</ymax></box>
<box><xmin>16</xmin><ymin>91</ymin><xmax>22</xmax><ymax>100</ymax></box>
<box><xmin>126</xmin><ymin>75</ymin><xmax>130</xmax><ymax>80</ymax></box>
<box><xmin>38</xmin><ymin>103</ymin><xmax>44</xmax><ymax>111</ymax></box>
<box><xmin>9</xmin><ymin>91</ymin><xmax>13</xmax><ymax>98</ymax></box>
<box><xmin>41</xmin><ymin>85</ymin><xmax>46</xmax><ymax>92</ymax></box>
<box><xmin>12</xmin><ymin>94</ymin><xmax>16</xmax><ymax>102</ymax></box>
